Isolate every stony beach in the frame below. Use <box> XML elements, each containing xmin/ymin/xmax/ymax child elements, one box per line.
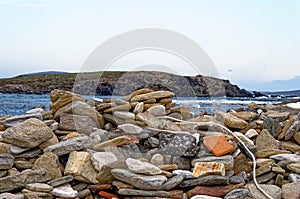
<box><xmin>0</xmin><ymin>88</ymin><xmax>300</xmax><ymax>199</ymax></box>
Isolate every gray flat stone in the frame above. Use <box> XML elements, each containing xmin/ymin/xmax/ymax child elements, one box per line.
<box><xmin>118</xmin><ymin>123</ymin><xmax>143</xmax><ymax>134</ymax></box>
<box><xmin>0</xmin><ymin>169</ymin><xmax>51</xmax><ymax>193</ymax></box>
<box><xmin>13</xmin><ymin>148</ymin><xmax>42</xmax><ymax>158</ymax></box>
<box><xmin>179</xmin><ymin>175</ymin><xmax>229</xmax><ymax>188</ymax></box>
<box><xmin>126</xmin><ymin>158</ymin><xmax>162</xmax><ymax>175</ymax></box>
<box><xmin>26</xmin><ymin>183</ymin><xmax>53</xmax><ymax>192</ymax></box>
<box><xmin>0</xmin><ymin>153</ymin><xmax>14</xmax><ymax>169</ymax></box>
<box><xmin>10</xmin><ymin>145</ymin><xmax>30</xmax><ymax>154</ymax></box>
<box><xmin>43</xmin><ymin>136</ymin><xmax>93</xmax><ymax>156</ymax></box>
<box><xmin>118</xmin><ymin>189</ymin><xmax>169</xmax><ymax>197</ymax></box>
<box><xmin>111</xmin><ymin>169</ymin><xmax>167</xmax><ymax>190</ymax></box>
<box><xmin>3</xmin><ymin>113</ymin><xmax>43</xmax><ymax>128</ymax></box>
<box><xmin>224</xmin><ymin>189</ymin><xmax>249</xmax><ymax>199</ymax></box>
<box><xmin>47</xmin><ymin>175</ymin><xmax>74</xmax><ymax>187</ymax></box>
<box><xmin>160</xmin><ymin>174</ymin><xmax>184</xmax><ymax>190</ymax></box>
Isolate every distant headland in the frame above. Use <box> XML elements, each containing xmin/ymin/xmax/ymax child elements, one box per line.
<box><xmin>0</xmin><ymin>71</ymin><xmax>298</xmax><ymax>97</ymax></box>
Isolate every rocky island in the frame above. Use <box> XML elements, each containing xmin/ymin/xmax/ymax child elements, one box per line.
<box><xmin>0</xmin><ymin>71</ymin><xmax>255</xmax><ymax>97</ymax></box>
<box><xmin>0</xmin><ymin>88</ymin><xmax>300</xmax><ymax>198</ymax></box>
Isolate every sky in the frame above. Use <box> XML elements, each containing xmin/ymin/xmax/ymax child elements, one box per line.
<box><xmin>0</xmin><ymin>0</ymin><xmax>299</xmax><ymax>91</ymax></box>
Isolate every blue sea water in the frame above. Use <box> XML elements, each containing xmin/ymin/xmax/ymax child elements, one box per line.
<box><xmin>0</xmin><ymin>94</ymin><xmax>299</xmax><ymax>116</ymax></box>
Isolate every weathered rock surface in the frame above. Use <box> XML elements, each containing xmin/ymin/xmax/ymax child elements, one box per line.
<box><xmin>111</xmin><ymin>169</ymin><xmax>167</xmax><ymax>190</ymax></box>
<box><xmin>0</xmin><ymin>153</ymin><xmax>14</xmax><ymax>170</ymax></box>
<box><xmin>282</xmin><ymin>182</ymin><xmax>300</xmax><ymax>199</ymax></box>
<box><xmin>117</xmin><ymin>123</ymin><xmax>143</xmax><ymax>134</ymax></box>
<box><xmin>58</xmin><ymin>113</ymin><xmax>97</xmax><ymax>134</ymax></box>
<box><xmin>246</xmin><ymin>184</ymin><xmax>282</xmax><ymax>199</ymax></box>
<box><xmin>215</xmin><ymin>112</ymin><xmax>248</xmax><ymax>129</ymax></box>
<box><xmin>32</xmin><ymin>152</ymin><xmax>62</xmax><ymax>180</ymax></box>
<box><xmin>3</xmin><ymin>113</ymin><xmax>43</xmax><ymax>128</ymax></box>
<box><xmin>118</xmin><ymin>189</ymin><xmax>169</xmax><ymax>197</ymax></box>
<box><xmin>0</xmin><ymin>169</ymin><xmax>50</xmax><ymax>192</ymax></box>
<box><xmin>43</xmin><ymin>136</ymin><xmax>93</xmax><ymax>156</ymax></box>
<box><xmin>91</xmin><ymin>152</ymin><xmax>118</xmax><ymax>172</ymax></box>
<box><xmin>64</xmin><ymin>151</ymin><xmax>98</xmax><ymax>183</ymax></box>
<box><xmin>179</xmin><ymin>175</ymin><xmax>229</xmax><ymax>188</ymax></box>
<box><xmin>159</xmin><ymin>132</ymin><xmax>197</xmax><ymax>156</ymax></box>
<box><xmin>256</xmin><ymin>129</ymin><xmax>280</xmax><ymax>152</ymax></box>
<box><xmin>126</xmin><ymin>158</ymin><xmax>162</xmax><ymax>175</ymax></box>
<box><xmin>2</xmin><ymin>118</ymin><xmax>53</xmax><ymax>148</ymax></box>
<box><xmin>26</xmin><ymin>183</ymin><xmax>53</xmax><ymax>192</ymax></box>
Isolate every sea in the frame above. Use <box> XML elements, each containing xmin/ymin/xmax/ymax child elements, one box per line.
<box><xmin>0</xmin><ymin>94</ymin><xmax>299</xmax><ymax>116</ymax></box>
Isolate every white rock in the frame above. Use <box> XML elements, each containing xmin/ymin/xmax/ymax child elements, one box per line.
<box><xmin>150</xmin><ymin>154</ymin><xmax>165</xmax><ymax>166</ymax></box>
<box><xmin>245</xmin><ymin>129</ymin><xmax>259</xmax><ymax>139</ymax></box>
<box><xmin>172</xmin><ymin>170</ymin><xmax>194</xmax><ymax>179</ymax></box>
<box><xmin>234</xmin><ymin>131</ymin><xmax>255</xmax><ymax>145</ymax></box>
<box><xmin>26</xmin><ymin>182</ymin><xmax>53</xmax><ymax>192</ymax></box>
<box><xmin>133</xmin><ymin>102</ymin><xmax>144</xmax><ymax>114</ymax></box>
<box><xmin>147</xmin><ymin>105</ymin><xmax>166</xmax><ymax>116</ymax></box>
<box><xmin>287</xmin><ymin>102</ymin><xmax>300</xmax><ymax>109</ymax></box>
<box><xmin>26</xmin><ymin>108</ymin><xmax>44</xmax><ymax>114</ymax></box>
<box><xmin>51</xmin><ymin>184</ymin><xmax>78</xmax><ymax>198</ymax></box>
<box><xmin>126</xmin><ymin>158</ymin><xmax>162</xmax><ymax>175</ymax></box>
<box><xmin>49</xmin><ymin>122</ymin><xmax>58</xmax><ymax>131</ymax></box>
<box><xmin>91</xmin><ymin>152</ymin><xmax>118</xmax><ymax>171</ymax></box>
<box><xmin>113</xmin><ymin>111</ymin><xmax>135</xmax><ymax>120</ymax></box>
<box><xmin>118</xmin><ymin>123</ymin><xmax>143</xmax><ymax>134</ymax></box>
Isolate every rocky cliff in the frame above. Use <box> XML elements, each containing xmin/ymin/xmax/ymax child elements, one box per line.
<box><xmin>0</xmin><ymin>71</ymin><xmax>254</xmax><ymax>97</ymax></box>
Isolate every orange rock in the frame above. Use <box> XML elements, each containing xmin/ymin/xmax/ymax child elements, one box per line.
<box><xmin>62</xmin><ymin>132</ymin><xmax>81</xmax><ymax>140</ymax></box>
<box><xmin>0</xmin><ymin>125</ymin><xmax>5</xmax><ymax>131</ymax></box>
<box><xmin>203</xmin><ymin>136</ymin><xmax>234</xmax><ymax>157</ymax></box>
<box><xmin>98</xmin><ymin>191</ymin><xmax>119</xmax><ymax>199</ymax></box>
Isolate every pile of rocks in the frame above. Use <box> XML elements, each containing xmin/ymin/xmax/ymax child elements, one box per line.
<box><xmin>0</xmin><ymin>88</ymin><xmax>300</xmax><ymax>199</ymax></box>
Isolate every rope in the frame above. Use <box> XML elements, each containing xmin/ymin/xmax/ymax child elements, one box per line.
<box><xmin>149</xmin><ymin>115</ymin><xmax>274</xmax><ymax>199</ymax></box>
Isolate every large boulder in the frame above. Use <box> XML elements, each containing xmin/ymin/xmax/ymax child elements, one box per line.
<box><xmin>2</xmin><ymin>118</ymin><xmax>53</xmax><ymax>148</ymax></box>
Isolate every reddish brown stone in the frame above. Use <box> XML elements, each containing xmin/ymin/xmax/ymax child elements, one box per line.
<box><xmin>98</xmin><ymin>191</ymin><xmax>119</xmax><ymax>199</ymax></box>
<box><xmin>88</xmin><ymin>184</ymin><xmax>112</xmax><ymax>192</ymax></box>
<box><xmin>169</xmin><ymin>190</ymin><xmax>184</xmax><ymax>199</ymax></box>
<box><xmin>233</xmin><ymin>153</ymin><xmax>252</xmax><ymax>175</ymax></box>
<box><xmin>187</xmin><ymin>183</ymin><xmax>244</xmax><ymax>198</ymax></box>
<box><xmin>203</xmin><ymin>136</ymin><xmax>234</xmax><ymax>157</ymax></box>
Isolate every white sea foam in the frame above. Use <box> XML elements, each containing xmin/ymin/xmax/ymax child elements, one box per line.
<box><xmin>173</xmin><ymin>99</ymin><xmax>270</xmax><ymax>105</ymax></box>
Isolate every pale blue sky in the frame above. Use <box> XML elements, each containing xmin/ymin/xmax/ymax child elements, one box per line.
<box><xmin>0</xmin><ymin>0</ymin><xmax>299</xmax><ymax>91</ymax></box>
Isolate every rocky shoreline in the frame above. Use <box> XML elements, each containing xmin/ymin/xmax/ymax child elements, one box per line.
<box><xmin>0</xmin><ymin>88</ymin><xmax>300</xmax><ymax>199</ymax></box>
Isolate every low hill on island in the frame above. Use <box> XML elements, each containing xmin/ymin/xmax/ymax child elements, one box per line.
<box><xmin>0</xmin><ymin>71</ymin><xmax>255</xmax><ymax>97</ymax></box>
